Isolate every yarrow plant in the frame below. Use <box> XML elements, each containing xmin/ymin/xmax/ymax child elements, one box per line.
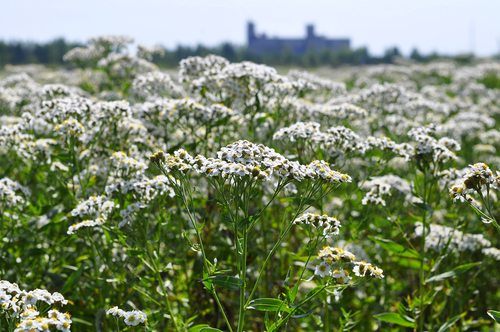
<box><xmin>449</xmin><ymin>162</ymin><xmax>499</xmax><ymax>228</ymax></box>
<box><xmin>315</xmin><ymin>246</ymin><xmax>384</xmax><ymax>280</ymax></box>
<box><xmin>0</xmin><ymin>281</ymin><xmax>71</xmax><ymax>332</ymax></box>
<box><xmin>106</xmin><ymin>307</ymin><xmax>147</xmax><ymax>327</ymax></box>
<box><xmin>149</xmin><ymin>140</ymin><xmax>353</xmax><ymax>331</ymax></box>
<box><xmin>0</xmin><ymin>38</ymin><xmax>499</xmax><ymax>331</ymax></box>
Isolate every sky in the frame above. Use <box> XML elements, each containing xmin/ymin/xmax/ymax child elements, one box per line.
<box><xmin>1</xmin><ymin>0</ymin><xmax>499</xmax><ymax>56</ymax></box>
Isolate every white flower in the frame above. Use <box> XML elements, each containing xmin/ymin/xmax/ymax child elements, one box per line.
<box><xmin>331</xmin><ymin>269</ymin><xmax>349</xmax><ymax>282</ymax></box>
<box><xmin>415</xmin><ymin>222</ymin><xmax>496</xmax><ymax>256</ymax></box>
<box><xmin>314</xmin><ymin>262</ymin><xmax>331</xmax><ymax>278</ymax></box>
<box><xmin>124</xmin><ymin>310</ymin><xmax>147</xmax><ymax>326</ymax></box>
<box><xmin>107</xmin><ymin>306</ymin><xmax>147</xmax><ymax>326</ymax></box>
<box><xmin>106</xmin><ymin>306</ymin><xmax>126</xmax><ymax>317</ymax></box>
<box><xmin>295</xmin><ymin>213</ymin><xmax>341</xmax><ymax>238</ymax></box>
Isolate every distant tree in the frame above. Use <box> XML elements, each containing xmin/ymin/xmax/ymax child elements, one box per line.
<box><xmin>383</xmin><ymin>47</ymin><xmax>401</xmax><ymax>63</ymax></box>
<box><xmin>0</xmin><ymin>38</ymin><xmax>479</xmax><ymax>69</ymax></box>
<box><xmin>220</xmin><ymin>43</ymin><xmax>236</xmax><ymax>62</ymax></box>
<box><xmin>410</xmin><ymin>48</ymin><xmax>424</xmax><ymax>62</ymax></box>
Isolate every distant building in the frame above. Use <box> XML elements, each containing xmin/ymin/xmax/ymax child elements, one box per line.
<box><xmin>247</xmin><ymin>22</ymin><xmax>350</xmax><ymax>55</ymax></box>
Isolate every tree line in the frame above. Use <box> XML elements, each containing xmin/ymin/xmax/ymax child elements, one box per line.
<box><xmin>0</xmin><ymin>38</ymin><xmax>482</xmax><ymax>68</ymax></box>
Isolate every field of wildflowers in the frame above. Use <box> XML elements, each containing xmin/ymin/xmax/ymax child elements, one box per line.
<box><xmin>0</xmin><ymin>36</ymin><xmax>499</xmax><ymax>331</ymax></box>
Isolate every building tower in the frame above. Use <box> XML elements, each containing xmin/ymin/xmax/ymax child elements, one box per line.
<box><xmin>247</xmin><ymin>21</ymin><xmax>256</xmax><ymax>43</ymax></box>
<box><xmin>306</xmin><ymin>24</ymin><xmax>315</xmax><ymax>39</ymax></box>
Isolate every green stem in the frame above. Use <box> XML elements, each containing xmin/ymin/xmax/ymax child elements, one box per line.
<box><xmin>418</xmin><ymin>168</ymin><xmax>428</xmax><ymax>332</ymax></box>
<box><xmin>245</xmin><ymin>182</ymin><xmax>329</xmax><ymax>306</ymax></box>
<box><xmin>324</xmin><ymin>295</ymin><xmax>331</xmax><ymax>332</ymax></box>
<box><xmin>151</xmin><ymin>258</ymin><xmax>180</xmax><ymax>332</ymax></box>
<box><xmin>156</xmin><ymin>168</ymin><xmax>233</xmax><ymax>331</ymax></box>
<box><xmin>179</xmin><ymin>179</ymin><xmax>234</xmax><ymax>332</ymax></box>
<box><xmin>245</xmin><ymin>206</ymin><xmax>303</xmax><ymax>307</ymax></box>
<box><xmin>272</xmin><ymin>284</ymin><xmax>328</xmax><ymax>330</ymax></box>
<box><xmin>237</xmin><ymin>223</ymin><xmax>248</xmax><ymax>332</ymax></box>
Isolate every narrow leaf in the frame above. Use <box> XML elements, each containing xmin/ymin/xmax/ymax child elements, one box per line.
<box><xmin>247</xmin><ymin>298</ymin><xmax>288</xmax><ymax>312</ymax></box>
<box><xmin>62</xmin><ymin>264</ymin><xmax>84</xmax><ymax>293</ymax></box>
<box><xmin>437</xmin><ymin>313</ymin><xmax>464</xmax><ymax>332</ymax></box>
<box><xmin>487</xmin><ymin>310</ymin><xmax>500</xmax><ymax>323</ymax></box>
<box><xmin>374</xmin><ymin>312</ymin><xmax>416</xmax><ymax>328</ymax></box>
<box><xmin>205</xmin><ymin>275</ymin><xmax>242</xmax><ymax>291</ymax></box>
<box><xmin>426</xmin><ymin>262</ymin><xmax>481</xmax><ymax>283</ymax></box>
<box><xmin>188</xmin><ymin>324</ymin><xmax>223</xmax><ymax>332</ymax></box>
<box><xmin>370</xmin><ymin>237</ymin><xmax>419</xmax><ymax>259</ymax></box>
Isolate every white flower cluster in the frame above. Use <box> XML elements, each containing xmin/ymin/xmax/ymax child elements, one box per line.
<box><xmin>208</xmin><ymin>62</ymin><xmax>283</xmax><ymax>106</ymax></box>
<box><xmin>261</xmin><ymin>79</ymin><xmax>313</xmax><ymax>99</ymax></box>
<box><xmin>152</xmin><ymin>140</ymin><xmax>351</xmax><ymax>185</ymax></box>
<box><xmin>0</xmin><ymin>73</ymin><xmax>38</xmax><ymax>111</ymax></box>
<box><xmin>280</xmin><ymin>97</ymin><xmax>367</xmax><ymax>122</ymax></box>
<box><xmin>319</xmin><ymin>126</ymin><xmax>366</xmax><ymax>154</ymax></box>
<box><xmin>179</xmin><ymin>55</ymin><xmax>317</xmax><ymax>109</ymax></box>
<box><xmin>481</xmin><ymin>247</ymin><xmax>500</xmax><ymax>260</ymax></box>
<box><xmin>273</xmin><ymin>122</ymin><xmax>412</xmax><ymax>160</ymax></box>
<box><xmin>320</xmin><ymin>102</ymin><xmax>368</xmax><ymax>120</ymax></box>
<box><xmin>414</xmin><ymin>223</ymin><xmax>499</xmax><ymax>260</ymax></box>
<box><xmin>136</xmin><ymin>44</ymin><xmax>165</xmax><ymax>61</ymax></box>
<box><xmin>54</xmin><ymin>118</ymin><xmax>85</xmax><ymax>138</ymax></box>
<box><xmin>364</xmin><ymin>136</ymin><xmax>414</xmax><ymax>160</ymax></box>
<box><xmin>273</xmin><ymin>121</ymin><xmax>320</xmax><ymax>142</ymax></box>
<box><xmin>131</xmin><ymin>175</ymin><xmax>174</xmax><ymax>202</ymax></box>
<box><xmin>63</xmin><ymin>35</ymin><xmax>134</xmax><ymax>65</ymax></box>
<box><xmin>89</xmin><ymin>36</ymin><xmax>134</xmax><ymax>50</ymax></box>
<box><xmin>14</xmin><ymin>309</ymin><xmax>72</xmax><ymax>332</ymax></box>
<box><xmin>478</xmin><ymin>129</ymin><xmax>500</xmax><ymax>146</ymax></box>
<box><xmin>450</xmin><ymin>162</ymin><xmax>498</xmax><ymax>202</ymax></box>
<box><xmin>106</xmin><ymin>306</ymin><xmax>147</xmax><ymax>326</ymax></box>
<box><xmin>179</xmin><ymin>55</ymin><xmax>230</xmax><ymax>84</ymax></box>
<box><xmin>68</xmin><ymin>195</ymin><xmax>117</xmax><ymax>234</ymax></box>
<box><xmin>314</xmin><ymin>246</ymin><xmax>384</xmax><ymax>281</ymax></box>
<box><xmin>39</xmin><ymin>84</ymin><xmax>83</xmax><ymax>100</ymax></box>
<box><xmin>0</xmin><ymin>280</ymin><xmax>71</xmax><ymax>332</ymax></box>
<box><xmin>35</xmin><ymin>97</ymin><xmax>92</xmax><ymax>126</ymax></box>
<box><xmin>288</xmin><ymin>70</ymin><xmax>347</xmax><ymax>95</ymax></box>
<box><xmin>0</xmin><ymin>178</ymin><xmax>29</xmax><ymax>208</ymax></box>
<box><xmin>131</xmin><ymin>71</ymin><xmax>184</xmax><ymax>99</ymax></box>
<box><xmin>63</xmin><ymin>46</ymin><xmax>106</xmax><ymax>64</ymax></box>
<box><xmin>139</xmin><ymin>98</ymin><xmax>236</xmax><ymax>129</ymax></box>
<box><xmin>98</xmin><ymin>53</ymin><xmax>157</xmax><ymax>79</ymax></box>
<box><xmin>169</xmin><ymin>98</ymin><xmax>235</xmax><ymax>123</ymax></box>
<box><xmin>69</xmin><ymin>151</ymin><xmax>175</xmax><ymax>233</ymax></box>
<box><xmin>109</xmin><ymin>151</ymin><xmax>148</xmax><ymax>176</ymax></box>
<box><xmin>0</xmin><ymin>280</ymin><xmax>68</xmax><ymax>309</ymax></box>
<box><xmin>361</xmin><ymin>175</ymin><xmax>417</xmax><ymax>206</ymax></box>
<box><xmin>294</xmin><ymin>212</ymin><xmax>341</xmax><ymax>238</ymax></box>
<box><xmin>440</xmin><ymin>111</ymin><xmax>496</xmax><ymax>139</ymax></box>
<box><xmin>94</xmin><ymin>100</ymin><xmax>132</xmax><ymax>121</ymax></box>
<box><xmin>408</xmin><ymin>126</ymin><xmax>460</xmax><ymax>164</ymax></box>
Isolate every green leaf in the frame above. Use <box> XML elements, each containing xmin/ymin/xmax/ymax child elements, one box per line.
<box><xmin>61</xmin><ymin>264</ymin><xmax>84</xmax><ymax>293</ymax></box>
<box><xmin>487</xmin><ymin>310</ymin><xmax>500</xmax><ymax>323</ymax></box>
<box><xmin>188</xmin><ymin>324</ymin><xmax>223</xmax><ymax>332</ymax></box>
<box><xmin>374</xmin><ymin>312</ymin><xmax>416</xmax><ymax>328</ymax></box>
<box><xmin>291</xmin><ymin>308</ymin><xmax>314</xmax><ymax>319</ymax></box>
<box><xmin>247</xmin><ymin>298</ymin><xmax>288</xmax><ymax>312</ymax></box>
<box><xmin>414</xmin><ymin>202</ymin><xmax>432</xmax><ymax>212</ymax></box>
<box><xmin>370</xmin><ymin>236</ymin><xmax>420</xmax><ymax>259</ymax></box>
<box><xmin>437</xmin><ymin>313</ymin><xmax>464</xmax><ymax>332</ymax></box>
<box><xmin>288</xmin><ymin>280</ymin><xmax>300</xmax><ymax>303</ymax></box>
<box><xmin>393</xmin><ymin>257</ymin><xmax>427</xmax><ymax>270</ymax></box>
<box><xmin>425</xmin><ymin>262</ymin><xmax>481</xmax><ymax>283</ymax></box>
<box><xmin>71</xmin><ymin>317</ymin><xmax>93</xmax><ymax>326</ymax></box>
<box><xmin>204</xmin><ymin>275</ymin><xmax>242</xmax><ymax>291</ymax></box>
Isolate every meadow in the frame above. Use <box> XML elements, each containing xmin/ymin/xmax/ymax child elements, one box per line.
<box><xmin>0</xmin><ymin>36</ymin><xmax>499</xmax><ymax>331</ymax></box>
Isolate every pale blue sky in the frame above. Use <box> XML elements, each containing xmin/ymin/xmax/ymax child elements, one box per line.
<box><xmin>1</xmin><ymin>0</ymin><xmax>499</xmax><ymax>56</ymax></box>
